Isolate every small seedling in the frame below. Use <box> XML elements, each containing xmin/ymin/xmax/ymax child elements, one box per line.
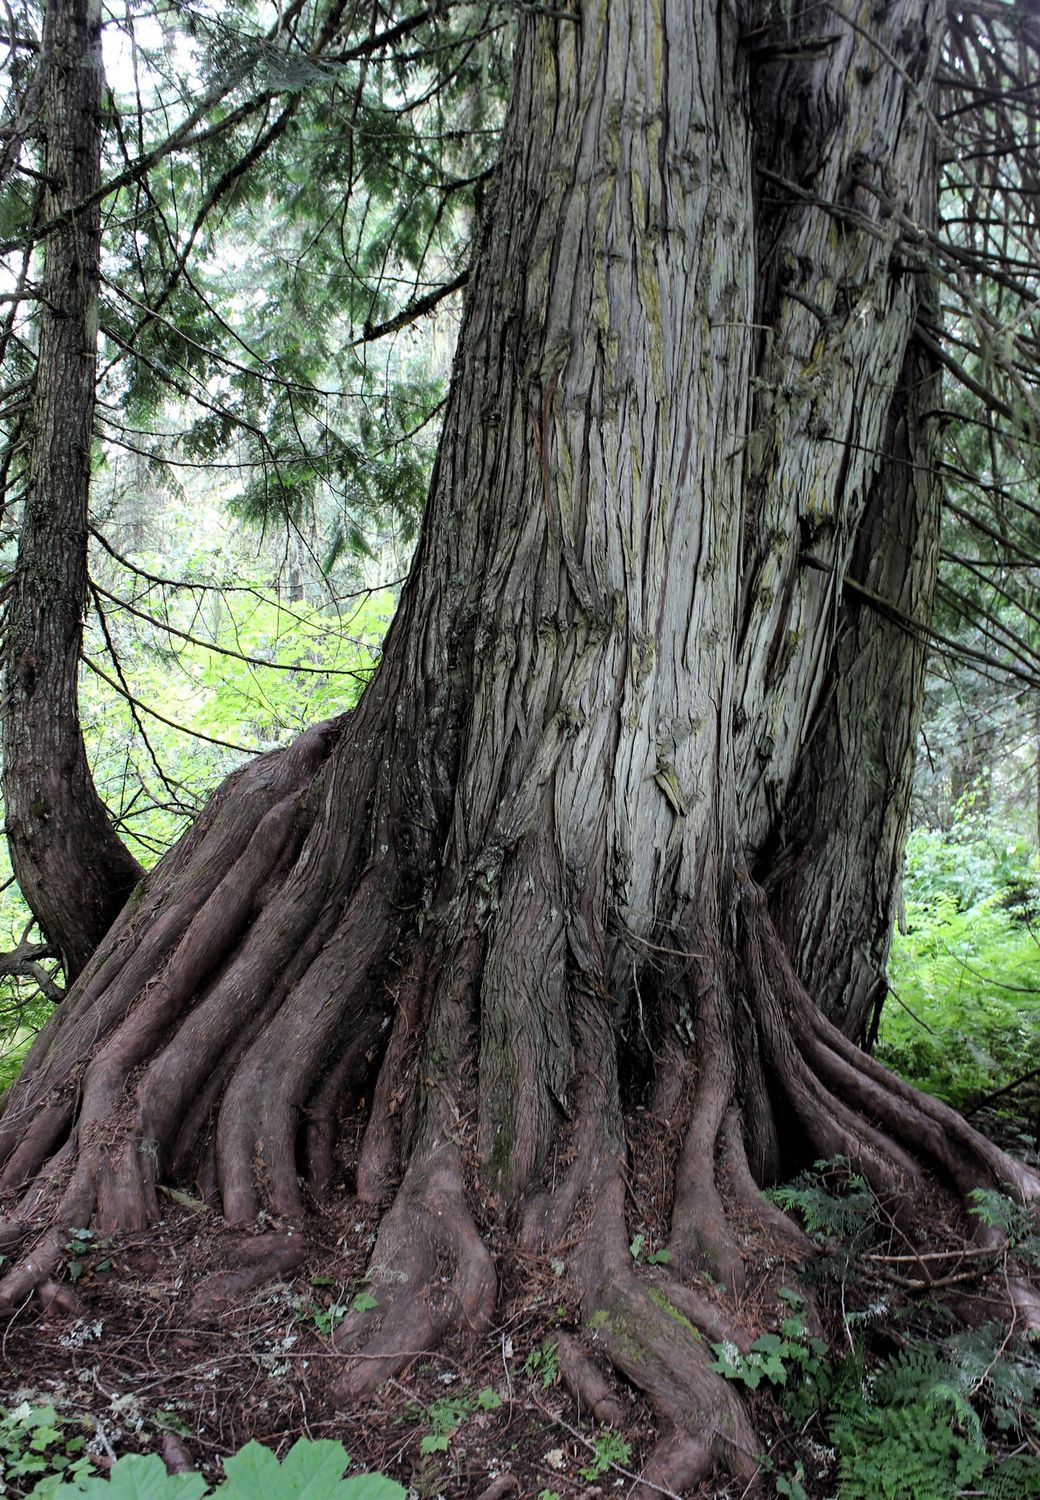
<box><xmin>628</xmin><ymin>1232</ymin><xmax>670</xmax><ymax>1265</ymax></box>
<box><xmin>578</xmin><ymin>1429</ymin><xmax>631</xmax><ymax>1482</ymax></box>
<box><xmin>522</xmin><ymin>1340</ymin><xmax>559</xmax><ymax>1388</ymax></box>
<box><xmin>311</xmin><ymin>1303</ymin><xmax>350</xmax><ymax>1336</ymax></box>
<box><xmin>410</xmin><ymin>1395</ymin><xmax>475</xmax><ymax>1457</ymax></box>
<box><xmin>298</xmin><ymin>1281</ymin><xmax>378</xmax><ymax>1337</ymax></box>
<box><xmin>62</xmin><ymin>1229</ymin><xmax>114</xmax><ymax>1284</ymax></box>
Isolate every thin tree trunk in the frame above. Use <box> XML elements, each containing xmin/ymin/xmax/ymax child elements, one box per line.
<box><xmin>2</xmin><ymin>0</ymin><xmax>142</xmax><ymax>981</ymax></box>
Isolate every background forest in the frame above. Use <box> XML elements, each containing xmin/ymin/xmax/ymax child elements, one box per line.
<box><xmin>0</xmin><ymin>0</ymin><xmax>1039</xmax><ymax>1495</ymax></box>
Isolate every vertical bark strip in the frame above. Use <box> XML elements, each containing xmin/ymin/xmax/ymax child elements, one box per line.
<box><xmin>771</xmin><ymin>336</ymin><xmax>943</xmax><ymax>1038</ymax></box>
<box><xmin>2</xmin><ymin>0</ymin><xmax>142</xmax><ymax>981</ymax></box>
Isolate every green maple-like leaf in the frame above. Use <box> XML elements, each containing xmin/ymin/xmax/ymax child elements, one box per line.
<box><xmin>45</xmin><ymin>1454</ymin><xmax>207</xmax><ymax>1500</ymax></box>
<box><xmin>220</xmin><ymin>1440</ymin><xmax>404</xmax><ymax>1500</ymax></box>
<box><xmin>339</xmin><ymin>1478</ymin><xmax>406</xmax><ymax>1499</ymax></box>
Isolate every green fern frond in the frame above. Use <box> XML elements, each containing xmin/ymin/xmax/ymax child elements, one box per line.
<box><xmin>979</xmin><ymin>1453</ymin><xmax>1040</xmax><ymax>1499</ymax></box>
<box><xmin>829</xmin><ymin>1347</ymin><xmax>990</xmax><ymax>1500</ymax></box>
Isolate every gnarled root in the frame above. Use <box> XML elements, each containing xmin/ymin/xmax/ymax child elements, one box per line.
<box><xmin>331</xmin><ymin>1147</ymin><xmax>497</xmax><ymax>1400</ymax></box>
<box><xmin>573</xmin><ymin>1174</ymin><xmax>758</xmax><ymax>1489</ymax></box>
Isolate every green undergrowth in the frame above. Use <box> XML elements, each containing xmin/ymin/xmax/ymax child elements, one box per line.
<box><xmin>0</xmin><ymin>1421</ymin><xmax>403</xmax><ymax>1500</ymax></box>
<box><xmin>732</xmin><ymin>1160</ymin><xmax>1040</xmax><ymax>1499</ymax></box>
<box><xmin>882</xmin><ymin>814</ymin><xmax>1040</xmax><ymax>1141</ymax></box>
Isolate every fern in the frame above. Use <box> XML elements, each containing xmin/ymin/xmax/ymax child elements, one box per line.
<box><xmin>979</xmin><ymin>1453</ymin><xmax>1040</xmax><ymax>1498</ymax></box>
<box><xmin>947</xmin><ymin>1323</ymin><xmax>1040</xmax><ymax>1437</ymax></box>
<box><xmin>829</xmin><ymin>1346</ymin><xmax>988</xmax><ymax>1500</ymax></box>
<box><xmin>830</xmin><ymin>1395</ymin><xmax>986</xmax><ymax>1499</ymax></box>
<box><xmin>873</xmin><ymin>1346</ymin><xmax>983</xmax><ymax>1444</ymax></box>
<box><xmin>968</xmin><ymin>1189</ymin><xmax>1040</xmax><ymax>1267</ymax></box>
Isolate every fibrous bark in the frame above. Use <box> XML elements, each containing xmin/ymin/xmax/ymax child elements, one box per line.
<box><xmin>2</xmin><ymin>0</ymin><xmax>142</xmax><ymax>982</ymax></box>
<box><xmin>1</xmin><ymin>0</ymin><xmax>1037</xmax><ymax>1486</ymax></box>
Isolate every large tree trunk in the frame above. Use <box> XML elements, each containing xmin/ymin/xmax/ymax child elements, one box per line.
<box><xmin>2</xmin><ymin>0</ymin><xmax>142</xmax><ymax>981</ymax></box>
<box><xmin>1</xmin><ymin>0</ymin><xmax>1037</xmax><ymax>1488</ymax></box>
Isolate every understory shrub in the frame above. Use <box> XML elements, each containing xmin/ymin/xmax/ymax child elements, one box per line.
<box><xmin>882</xmin><ymin>816</ymin><xmax>1040</xmax><ymax>1124</ymax></box>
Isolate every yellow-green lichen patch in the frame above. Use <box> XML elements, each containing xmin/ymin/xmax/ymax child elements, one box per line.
<box><xmin>647</xmin><ymin>1285</ymin><xmax>703</xmax><ymax>1341</ymax></box>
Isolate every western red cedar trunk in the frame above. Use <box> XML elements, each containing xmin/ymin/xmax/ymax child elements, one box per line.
<box><xmin>2</xmin><ymin>0</ymin><xmax>142</xmax><ymax>982</ymax></box>
<box><xmin>1</xmin><ymin>0</ymin><xmax>1037</xmax><ymax>1488</ymax></box>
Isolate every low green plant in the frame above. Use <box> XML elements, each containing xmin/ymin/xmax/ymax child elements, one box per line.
<box><xmin>295</xmin><ymin>1280</ymin><xmax>379</xmax><ymax>1337</ymax></box>
<box><xmin>410</xmin><ymin>1390</ymin><xmax>495</xmax><ymax>1457</ymax></box>
<box><xmin>415</xmin><ymin>1397</ymin><xmax>466</xmax><ymax>1457</ymax></box>
<box><xmin>62</xmin><ymin>1230</ymin><xmax>113</xmax><ymax>1285</ymax></box>
<box><xmin>521</xmin><ymin>1340</ymin><xmax>559</xmax><ymax>1388</ymax></box>
<box><xmin>577</xmin><ymin>1429</ymin><xmax>631</xmax><ymax>1482</ymax></box>
<box><xmin>757</xmin><ymin>1455</ymin><xmax>809</xmax><ymax>1500</ymax></box>
<box><xmin>765</xmin><ymin>1162</ymin><xmax>877</xmax><ymax>1251</ymax></box>
<box><xmin>42</xmin><ymin>1439</ymin><xmax>403</xmax><ymax>1500</ymax></box>
<box><xmin>724</xmin><ymin>1322</ymin><xmax>1040</xmax><ymax>1500</ymax></box>
<box><xmin>947</xmin><ymin>1322</ymin><xmax>1040</xmax><ymax>1438</ymax></box>
<box><xmin>968</xmin><ymin>1188</ymin><xmax>1040</xmax><ymax>1266</ymax></box>
<box><xmin>827</xmin><ymin>1342</ymin><xmax>1040</xmax><ymax>1500</ymax></box>
<box><xmin>746</xmin><ymin>1159</ymin><xmax>1040</xmax><ymax>1500</ymax></box>
<box><xmin>774</xmin><ymin>1465</ymin><xmax>809</xmax><ymax>1500</ymax></box>
<box><xmin>710</xmin><ymin>1298</ymin><xmax>831</xmax><ymax>1422</ymax></box>
<box><xmin>0</xmin><ymin>1404</ymin><xmax>94</xmax><ymax>1499</ymax></box>
<box><xmin>627</xmin><ymin>1232</ymin><xmax>669</xmax><ymax>1266</ymax></box>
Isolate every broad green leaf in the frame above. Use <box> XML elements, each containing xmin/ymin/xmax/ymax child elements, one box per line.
<box><xmin>339</xmin><ymin>1479</ymin><xmax>405</xmax><ymax>1500</ymax></box>
<box><xmin>221</xmin><ymin>1438</ymin><xmax>364</xmax><ymax>1500</ymax></box>
<box><xmin>46</xmin><ymin>1454</ymin><xmax>206</xmax><ymax>1500</ymax></box>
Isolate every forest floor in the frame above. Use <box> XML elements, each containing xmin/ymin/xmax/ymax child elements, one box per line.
<box><xmin>0</xmin><ymin>1100</ymin><xmax>1037</xmax><ymax>1500</ymax></box>
<box><xmin>0</xmin><ymin>1203</ymin><xmax>668</xmax><ymax>1500</ymax></box>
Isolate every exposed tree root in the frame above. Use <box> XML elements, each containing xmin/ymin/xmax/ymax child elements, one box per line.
<box><xmin>187</xmin><ymin>1232</ymin><xmax>308</xmax><ymax>1317</ymax></box>
<box><xmin>667</xmin><ymin>962</ymin><xmax>747</xmax><ymax>1295</ymax></box>
<box><xmin>573</xmin><ymin>1175</ymin><xmax>758</xmax><ymax>1486</ymax></box>
<box><xmin>474</xmin><ymin>1477</ymin><xmax>519</xmax><ymax>1500</ymax></box>
<box><xmin>555</xmin><ymin>1332</ymin><xmax>627</xmax><ymax>1426</ymax></box>
<box><xmin>331</xmin><ymin>1152</ymin><xmax>497</xmax><ymax>1400</ymax></box>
